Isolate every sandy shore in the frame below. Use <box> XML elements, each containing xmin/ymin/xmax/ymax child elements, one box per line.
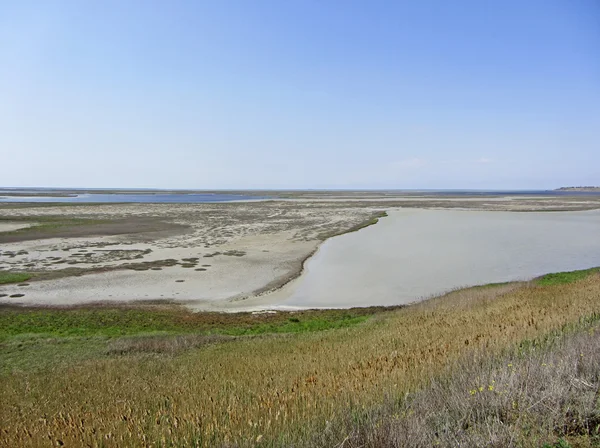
<box><xmin>1</xmin><ymin>193</ymin><xmax>600</xmax><ymax>310</ymax></box>
<box><xmin>0</xmin><ymin>201</ymin><xmax>384</xmax><ymax>308</ymax></box>
<box><xmin>0</xmin><ymin>233</ymin><xmax>317</xmax><ymax>307</ymax></box>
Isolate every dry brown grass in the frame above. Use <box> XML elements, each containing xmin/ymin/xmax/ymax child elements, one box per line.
<box><xmin>105</xmin><ymin>334</ymin><xmax>235</xmax><ymax>355</ymax></box>
<box><xmin>315</xmin><ymin>321</ymin><xmax>600</xmax><ymax>447</ymax></box>
<box><xmin>1</xmin><ymin>273</ymin><xmax>600</xmax><ymax>447</ymax></box>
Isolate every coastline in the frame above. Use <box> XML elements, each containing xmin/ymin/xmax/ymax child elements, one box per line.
<box><xmin>4</xmin><ymin>207</ymin><xmax>599</xmax><ymax>315</ymax></box>
<box><xmin>2</xmin><ymin>195</ymin><xmax>600</xmax><ymax>310</ymax></box>
<box><xmin>2</xmin><ymin>265</ymin><xmax>598</xmax><ymax>315</ymax></box>
<box><xmin>0</xmin><ymin>207</ymin><xmax>389</xmax><ymax>308</ymax></box>
<box><xmin>239</xmin><ymin>210</ymin><xmax>389</xmax><ymax>300</ymax></box>
<box><xmin>223</xmin><ymin>208</ymin><xmax>600</xmax><ymax>311</ymax></box>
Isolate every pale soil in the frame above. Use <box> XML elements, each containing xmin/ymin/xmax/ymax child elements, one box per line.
<box><xmin>0</xmin><ymin>222</ymin><xmax>35</xmax><ymax>233</ymax></box>
<box><xmin>0</xmin><ymin>202</ymin><xmax>383</xmax><ymax>307</ymax></box>
<box><xmin>1</xmin><ymin>194</ymin><xmax>599</xmax><ymax>310</ymax></box>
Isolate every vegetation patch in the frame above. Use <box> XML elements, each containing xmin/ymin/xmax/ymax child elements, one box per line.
<box><xmin>0</xmin><ymin>215</ymin><xmax>189</xmax><ymax>243</ymax></box>
<box><xmin>106</xmin><ymin>334</ymin><xmax>233</xmax><ymax>355</ymax></box>
<box><xmin>0</xmin><ymin>305</ymin><xmax>389</xmax><ymax>342</ymax></box>
<box><xmin>223</xmin><ymin>250</ymin><xmax>246</xmax><ymax>257</ymax></box>
<box><xmin>2</xmin><ymin>269</ymin><xmax>600</xmax><ymax>446</ymax></box>
<box><xmin>313</xmin><ymin>319</ymin><xmax>600</xmax><ymax>448</ymax></box>
<box><xmin>537</xmin><ymin>267</ymin><xmax>600</xmax><ymax>286</ymax></box>
<box><xmin>0</xmin><ymin>272</ymin><xmax>32</xmax><ymax>285</ymax></box>
<box><xmin>318</xmin><ymin>210</ymin><xmax>388</xmax><ymax>240</ymax></box>
<box><xmin>4</xmin><ymin>258</ymin><xmax>187</xmax><ymax>284</ymax></box>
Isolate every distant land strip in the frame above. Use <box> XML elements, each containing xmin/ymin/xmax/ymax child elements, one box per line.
<box><xmin>556</xmin><ymin>186</ymin><xmax>600</xmax><ymax>191</ymax></box>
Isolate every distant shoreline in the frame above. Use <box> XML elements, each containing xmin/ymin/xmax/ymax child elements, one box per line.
<box><xmin>2</xmin><ymin>187</ymin><xmax>600</xmax><ymax>201</ymax></box>
<box><xmin>556</xmin><ymin>186</ymin><xmax>600</xmax><ymax>192</ymax></box>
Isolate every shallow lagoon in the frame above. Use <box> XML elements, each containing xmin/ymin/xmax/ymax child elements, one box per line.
<box><xmin>280</xmin><ymin>209</ymin><xmax>600</xmax><ymax>308</ymax></box>
<box><xmin>0</xmin><ymin>193</ymin><xmax>267</xmax><ymax>203</ymax></box>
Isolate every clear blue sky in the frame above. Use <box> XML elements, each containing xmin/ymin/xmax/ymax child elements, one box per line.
<box><xmin>1</xmin><ymin>0</ymin><xmax>599</xmax><ymax>189</ymax></box>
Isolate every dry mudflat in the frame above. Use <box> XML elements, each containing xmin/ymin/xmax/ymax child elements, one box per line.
<box><xmin>0</xmin><ymin>199</ymin><xmax>384</xmax><ymax>307</ymax></box>
<box><xmin>1</xmin><ymin>192</ymin><xmax>600</xmax><ymax>310</ymax></box>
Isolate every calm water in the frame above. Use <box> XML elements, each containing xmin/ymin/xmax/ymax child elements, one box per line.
<box><xmin>0</xmin><ymin>193</ymin><xmax>268</xmax><ymax>203</ymax></box>
<box><xmin>1</xmin><ymin>189</ymin><xmax>599</xmax><ymax>204</ymax></box>
<box><xmin>281</xmin><ymin>209</ymin><xmax>600</xmax><ymax>308</ymax></box>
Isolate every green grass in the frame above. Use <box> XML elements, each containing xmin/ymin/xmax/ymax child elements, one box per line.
<box><xmin>0</xmin><ymin>305</ymin><xmax>382</xmax><ymax>342</ymax></box>
<box><xmin>0</xmin><ymin>336</ymin><xmax>108</xmax><ymax>374</ymax></box>
<box><xmin>542</xmin><ymin>439</ymin><xmax>572</xmax><ymax>448</ymax></box>
<box><xmin>0</xmin><ymin>272</ymin><xmax>32</xmax><ymax>285</ymax></box>
<box><xmin>537</xmin><ymin>267</ymin><xmax>600</xmax><ymax>286</ymax></box>
<box><xmin>0</xmin><ymin>306</ymin><xmax>377</xmax><ymax>374</ymax></box>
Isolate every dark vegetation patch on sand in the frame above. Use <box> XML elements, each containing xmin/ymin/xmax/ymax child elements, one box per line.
<box><xmin>318</xmin><ymin>210</ymin><xmax>388</xmax><ymax>240</ymax></box>
<box><xmin>0</xmin><ymin>257</ymin><xmax>211</xmax><ymax>284</ymax></box>
<box><xmin>0</xmin><ymin>215</ymin><xmax>190</xmax><ymax>243</ymax></box>
<box><xmin>0</xmin><ymin>272</ymin><xmax>32</xmax><ymax>285</ymax></box>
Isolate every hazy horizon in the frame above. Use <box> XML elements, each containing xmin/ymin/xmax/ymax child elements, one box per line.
<box><xmin>1</xmin><ymin>186</ymin><xmax>597</xmax><ymax>193</ymax></box>
<box><xmin>2</xmin><ymin>1</ymin><xmax>599</xmax><ymax>190</ymax></box>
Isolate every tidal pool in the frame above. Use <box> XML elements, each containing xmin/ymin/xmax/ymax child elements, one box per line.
<box><xmin>279</xmin><ymin>209</ymin><xmax>600</xmax><ymax>308</ymax></box>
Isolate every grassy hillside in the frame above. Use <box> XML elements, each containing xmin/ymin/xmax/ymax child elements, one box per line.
<box><xmin>1</xmin><ymin>268</ymin><xmax>599</xmax><ymax>447</ymax></box>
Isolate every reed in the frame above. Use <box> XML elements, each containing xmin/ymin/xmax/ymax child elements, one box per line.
<box><xmin>1</xmin><ymin>270</ymin><xmax>599</xmax><ymax>446</ymax></box>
